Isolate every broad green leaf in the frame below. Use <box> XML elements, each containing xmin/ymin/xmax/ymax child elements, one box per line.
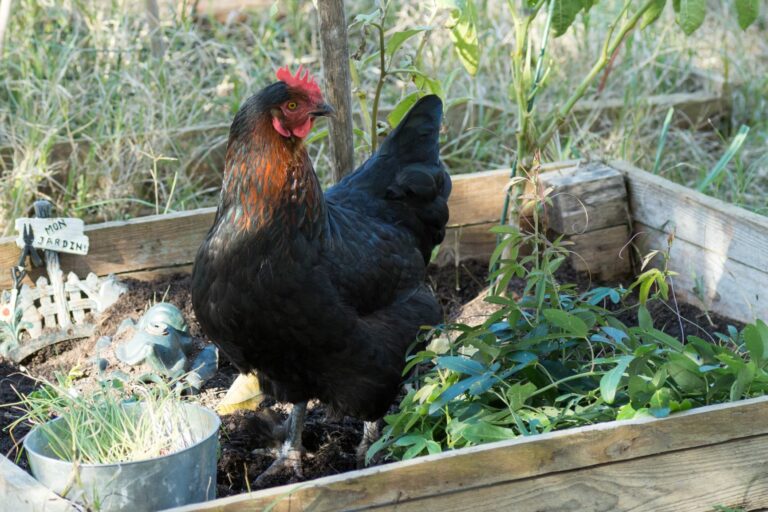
<box><xmin>505</xmin><ymin>382</ymin><xmax>537</xmax><ymax>411</ymax></box>
<box><xmin>414</xmin><ymin>73</ymin><xmax>444</xmax><ymax>97</ymax></box>
<box><xmin>735</xmin><ymin>0</ymin><xmax>759</xmax><ymax>29</ymax></box>
<box><xmin>600</xmin><ymin>355</ymin><xmax>634</xmax><ymax>404</ymax></box>
<box><xmin>447</xmin><ymin>0</ymin><xmax>480</xmax><ymax>75</ymax></box>
<box><xmin>542</xmin><ymin>309</ymin><xmax>588</xmax><ymax>338</ymax></box>
<box><xmin>387</xmin><ymin>92</ymin><xmax>421</xmax><ymax>128</ymax></box>
<box><xmin>744</xmin><ymin>323</ymin><xmax>765</xmax><ymax>365</ymax></box>
<box><xmin>385</xmin><ymin>28</ymin><xmax>429</xmax><ymax>57</ymax></box>
<box><xmin>650</xmin><ymin>387</ymin><xmax>671</xmax><ymax>408</ymax></box>
<box><xmin>730</xmin><ymin>361</ymin><xmax>756</xmax><ymax>400</ymax></box>
<box><xmin>676</xmin><ymin>0</ymin><xmax>706</xmax><ymax>35</ymax></box>
<box><xmin>641</xmin><ymin>0</ymin><xmax>667</xmax><ymax>29</ymax></box>
<box><xmin>436</xmin><ymin>356</ymin><xmax>485</xmax><ymax>376</ymax></box>
<box><xmin>552</xmin><ymin>0</ymin><xmax>584</xmax><ymax>37</ymax></box>
<box><xmin>638</xmin><ymin>305</ymin><xmax>654</xmax><ymax>330</ymax></box>
<box><xmin>644</xmin><ymin>328</ymin><xmax>684</xmax><ymax>352</ymax></box>
<box><xmin>628</xmin><ymin>375</ymin><xmax>654</xmax><ymax>408</ymax></box>
<box><xmin>462</xmin><ymin>422</ymin><xmax>517</xmax><ymax>443</ymax></box>
<box><xmin>425</xmin><ymin>440</ymin><xmax>442</xmax><ymax>455</ymax></box>
<box><xmin>402</xmin><ymin>438</ymin><xmax>427</xmax><ymax>459</ymax></box>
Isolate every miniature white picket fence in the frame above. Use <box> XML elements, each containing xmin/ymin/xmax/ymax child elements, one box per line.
<box><xmin>19</xmin><ymin>272</ymin><xmax>125</xmax><ymax>338</ymax></box>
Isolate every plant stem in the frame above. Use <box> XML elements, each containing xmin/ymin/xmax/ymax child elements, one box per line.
<box><xmin>370</xmin><ymin>21</ymin><xmax>387</xmax><ymax>154</ymax></box>
<box><xmin>535</xmin><ymin>0</ymin><xmax>658</xmax><ymax>151</ymax></box>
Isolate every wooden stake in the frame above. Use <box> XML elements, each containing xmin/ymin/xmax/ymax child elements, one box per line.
<box><xmin>317</xmin><ymin>0</ymin><xmax>355</xmax><ymax>182</ymax></box>
<box><xmin>145</xmin><ymin>0</ymin><xmax>166</xmax><ymax>59</ymax></box>
<box><xmin>0</xmin><ymin>0</ymin><xmax>12</xmax><ymax>57</ymax></box>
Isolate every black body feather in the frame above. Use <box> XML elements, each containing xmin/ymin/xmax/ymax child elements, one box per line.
<box><xmin>191</xmin><ymin>93</ymin><xmax>450</xmax><ymax>420</ymax></box>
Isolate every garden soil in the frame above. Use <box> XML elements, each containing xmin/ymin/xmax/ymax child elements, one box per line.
<box><xmin>0</xmin><ymin>260</ymin><xmax>739</xmax><ymax>496</ymax></box>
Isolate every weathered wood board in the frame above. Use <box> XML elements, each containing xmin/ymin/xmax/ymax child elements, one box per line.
<box><xmin>538</xmin><ymin>164</ymin><xmax>628</xmax><ymax>235</ymax></box>
<box><xmin>165</xmin><ymin>396</ymin><xmax>768</xmax><ymax>512</ymax></box>
<box><xmin>0</xmin><ymin>161</ymin><xmax>576</xmax><ymax>289</ymax></box>
<box><xmin>0</xmin><ymin>455</ymin><xmax>77</xmax><ymax>512</ymax></box>
<box><xmin>1</xmin><ymin>159</ymin><xmax>763</xmax><ymax>326</ymax></box>
<box><xmin>613</xmin><ymin>160</ymin><xmax>768</xmax><ymax>324</ymax></box>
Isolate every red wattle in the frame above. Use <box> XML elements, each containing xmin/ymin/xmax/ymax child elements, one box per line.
<box><xmin>272</xmin><ymin>117</ymin><xmax>292</xmax><ymax>138</ymax></box>
<box><xmin>291</xmin><ymin>118</ymin><xmax>314</xmax><ymax>139</ymax></box>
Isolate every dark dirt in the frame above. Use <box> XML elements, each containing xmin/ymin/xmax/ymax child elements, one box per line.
<box><xmin>0</xmin><ymin>260</ymin><xmax>742</xmax><ymax>497</ymax></box>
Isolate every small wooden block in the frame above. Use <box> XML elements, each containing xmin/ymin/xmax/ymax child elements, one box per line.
<box><xmin>568</xmin><ymin>225</ymin><xmax>632</xmax><ymax>281</ymax></box>
<box><xmin>540</xmin><ymin>164</ymin><xmax>628</xmax><ymax>235</ymax></box>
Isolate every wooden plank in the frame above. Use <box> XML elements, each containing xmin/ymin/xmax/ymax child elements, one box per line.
<box><xmin>569</xmin><ymin>224</ymin><xmax>632</xmax><ymax>281</ymax></box>
<box><xmin>0</xmin><ymin>455</ymin><xmax>77</xmax><ymax>512</ymax></box>
<box><xmin>539</xmin><ymin>163</ymin><xmax>628</xmax><ymax>235</ymax></box>
<box><xmin>164</xmin><ymin>395</ymin><xmax>768</xmax><ymax>512</ymax></box>
<box><xmin>435</xmin><ymin>222</ymin><xmax>496</xmax><ymax>267</ymax></box>
<box><xmin>0</xmin><ymin>164</ymin><xmax>581</xmax><ymax>288</ymax></box>
<box><xmin>0</xmin><ymin>208</ymin><xmax>217</xmax><ymax>289</ymax></box>
<box><xmin>612</xmin><ymin>159</ymin><xmax>768</xmax><ymax>274</ymax></box>
<box><xmin>613</xmin><ymin>160</ymin><xmax>768</xmax><ymax>323</ymax></box>
<box><xmin>635</xmin><ymin>223</ymin><xmax>768</xmax><ymax>324</ymax></box>
<box><xmin>369</xmin><ymin>434</ymin><xmax>768</xmax><ymax>512</ymax></box>
<box><xmin>573</xmin><ymin>91</ymin><xmax>730</xmax><ymax>127</ymax></box>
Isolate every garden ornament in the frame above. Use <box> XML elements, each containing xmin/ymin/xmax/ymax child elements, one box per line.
<box><xmin>114</xmin><ymin>303</ymin><xmax>218</xmax><ymax>393</ymax></box>
<box><xmin>0</xmin><ymin>200</ymin><xmax>127</xmax><ymax>362</ymax></box>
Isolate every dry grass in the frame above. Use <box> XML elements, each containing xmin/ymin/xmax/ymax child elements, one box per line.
<box><xmin>0</xmin><ymin>0</ymin><xmax>765</xmax><ymax>234</ymax></box>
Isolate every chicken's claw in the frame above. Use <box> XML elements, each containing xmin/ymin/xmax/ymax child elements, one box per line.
<box><xmin>252</xmin><ymin>448</ymin><xmax>303</xmax><ymax>488</ymax></box>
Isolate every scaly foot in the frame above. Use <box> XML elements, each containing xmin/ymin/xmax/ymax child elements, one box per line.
<box><xmin>252</xmin><ymin>401</ymin><xmax>307</xmax><ymax>487</ymax></box>
<box><xmin>356</xmin><ymin>420</ymin><xmax>382</xmax><ymax>469</ymax></box>
<box><xmin>253</xmin><ymin>446</ymin><xmax>303</xmax><ymax>487</ymax></box>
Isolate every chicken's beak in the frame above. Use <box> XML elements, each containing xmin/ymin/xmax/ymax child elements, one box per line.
<box><xmin>311</xmin><ymin>102</ymin><xmax>335</xmax><ymax>118</ymax></box>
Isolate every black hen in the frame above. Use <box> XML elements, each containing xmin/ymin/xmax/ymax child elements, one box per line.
<box><xmin>191</xmin><ymin>66</ymin><xmax>450</xmax><ymax>479</ymax></box>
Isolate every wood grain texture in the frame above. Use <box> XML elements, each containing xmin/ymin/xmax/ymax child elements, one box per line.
<box><xmin>0</xmin><ymin>208</ymin><xmax>216</xmax><ymax>289</ymax></box>
<box><xmin>613</xmin><ymin>159</ymin><xmax>768</xmax><ymax>273</ymax></box>
<box><xmin>164</xmin><ymin>396</ymin><xmax>768</xmax><ymax>512</ymax></box>
<box><xmin>569</xmin><ymin>224</ymin><xmax>632</xmax><ymax>281</ymax></box>
<box><xmin>0</xmin><ymin>455</ymin><xmax>77</xmax><ymax>512</ymax></box>
<box><xmin>614</xmin><ymin>160</ymin><xmax>768</xmax><ymax>324</ymax></box>
<box><xmin>539</xmin><ymin>163</ymin><xmax>629</xmax><ymax>235</ymax></box>
<box><xmin>369</xmin><ymin>434</ymin><xmax>768</xmax><ymax>512</ymax></box>
<box><xmin>635</xmin><ymin>223</ymin><xmax>767</xmax><ymax>324</ymax></box>
<box><xmin>317</xmin><ymin>0</ymin><xmax>355</xmax><ymax>181</ymax></box>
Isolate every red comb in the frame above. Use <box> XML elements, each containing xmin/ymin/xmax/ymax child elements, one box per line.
<box><xmin>275</xmin><ymin>65</ymin><xmax>322</xmax><ymax>98</ymax></box>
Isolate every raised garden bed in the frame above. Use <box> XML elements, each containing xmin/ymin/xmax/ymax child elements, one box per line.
<box><xmin>1</xmin><ymin>160</ymin><xmax>766</xmax><ymax>511</ymax></box>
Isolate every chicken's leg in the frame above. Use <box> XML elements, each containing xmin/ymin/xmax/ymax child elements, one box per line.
<box><xmin>253</xmin><ymin>401</ymin><xmax>306</xmax><ymax>486</ymax></box>
<box><xmin>356</xmin><ymin>419</ymin><xmax>382</xmax><ymax>468</ymax></box>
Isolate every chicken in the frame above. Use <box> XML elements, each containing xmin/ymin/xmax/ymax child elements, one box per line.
<box><xmin>191</xmin><ymin>66</ymin><xmax>451</xmax><ymax>481</ymax></box>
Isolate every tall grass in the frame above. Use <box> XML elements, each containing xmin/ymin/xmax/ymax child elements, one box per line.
<box><xmin>9</xmin><ymin>373</ymin><xmax>198</xmax><ymax>464</ymax></box>
<box><xmin>0</xmin><ymin>0</ymin><xmax>765</xmax><ymax>232</ymax></box>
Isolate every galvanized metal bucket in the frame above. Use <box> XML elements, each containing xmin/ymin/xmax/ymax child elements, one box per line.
<box><xmin>24</xmin><ymin>403</ymin><xmax>220</xmax><ymax>511</ymax></box>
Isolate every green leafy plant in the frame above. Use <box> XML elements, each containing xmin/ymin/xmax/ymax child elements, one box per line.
<box><xmin>349</xmin><ymin>0</ymin><xmax>478</xmax><ymax>153</ymax></box>
<box><xmin>498</xmin><ymin>0</ymin><xmax>760</xmax><ymax>229</ymax></box>
<box><xmin>368</xmin><ymin>173</ymin><xmax>768</xmax><ymax>463</ymax></box>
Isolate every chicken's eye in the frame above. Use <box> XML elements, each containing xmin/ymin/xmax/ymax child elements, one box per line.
<box><xmin>287</xmin><ymin>101</ymin><xmax>298</xmax><ymax>110</ymax></box>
